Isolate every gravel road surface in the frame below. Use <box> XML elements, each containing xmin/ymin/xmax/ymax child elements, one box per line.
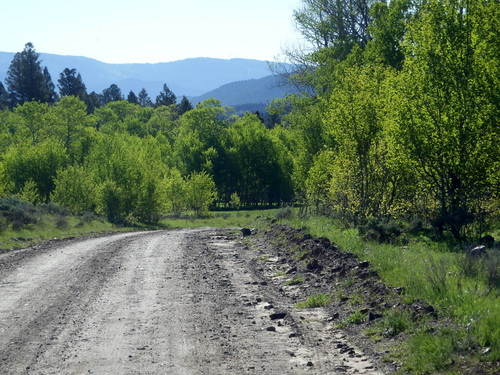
<box><xmin>0</xmin><ymin>229</ymin><xmax>382</xmax><ymax>374</ymax></box>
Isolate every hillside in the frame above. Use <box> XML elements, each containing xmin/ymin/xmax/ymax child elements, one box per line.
<box><xmin>0</xmin><ymin>52</ymin><xmax>278</xmax><ymax>97</ymax></box>
<box><xmin>191</xmin><ymin>74</ymin><xmax>299</xmax><ymax>107</ymax></box>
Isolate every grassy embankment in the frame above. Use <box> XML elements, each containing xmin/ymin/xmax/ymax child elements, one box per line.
<box><xmin>279</xmin><ymin>213</ymin><xmax>499</xmax><ymax>374</ymax></box>
<box><xmin>0</xmin><ymin>199</ymin><xmax>131</xmax><ymax>251</ymax></box>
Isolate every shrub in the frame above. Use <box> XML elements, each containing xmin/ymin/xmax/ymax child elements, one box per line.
<box><xmin>229</xmin><ymin>192</ymin><xmax>241</xmax><ymax>210</ymax></box>
<box><xmin>17</xmin><ymin>179</ymin><xmax>40</xmax><ymax>204</ymax></box>
<box><xmin>359</xmin><ymin>217</ymin><xmax>403</xmax><ymax>243</ymax></box>
<box><xmin>275</xmin><ymin>206</ymin><xmax>294</xmax><ymax>220</ymax></box>
<box><xmin>0</xmin><ymin>197</ymin><xmax>39</xmax><ymax>228</ymax></box>
<box><xmin>55</xmin><ymin>215</ymin><xmax>69</xmax><ymax>229</ymax></box>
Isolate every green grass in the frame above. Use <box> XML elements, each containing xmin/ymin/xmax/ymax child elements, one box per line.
<box><xmin>295</xmin><ymin>293</ymin><xmax>332</xmax><ymax>308</ymax></box>
<box><xmin>346</xmin><ymin>310</ymin><xmax>367</xmax><ymax>324</ymax></box>
<box><xmin>278</xmin><ymin>213</ymin><xmax>500</xmax><ymax>369</ymax></box>
<box><xmin>0</xmin><ymin>214</ymin><xmax>129</xmax><ymax>250</ymax></box>
<box><xmin>160</xmin><ymin>209</ymin><xmax>280</xmax><ymax>229</ymax></box>
<box><xmin>285</xmin><ymin>274</ymin><xmax>304</xmax><ymax>285</ymax></box>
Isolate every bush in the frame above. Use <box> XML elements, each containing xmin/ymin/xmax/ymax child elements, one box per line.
<box><xmin>229</xmin><ymin>192</ymin><xmax>241</xmax><ymax>210</ymax></box>
<box><xmin>0</xmin><ymin>197</ymin><xmax>39</xmax><ymax>228</ymax></box>
<box><xmin>55</xmin><ymin>215</ymin><xmax>69</xmax><ymax>229</ymax></box>
<box><xmin>359</xmin><ymin>218</ymin><xmax>403</xmax><ymax>243</ymax></box>
<box><xmin>40</xmin><ymin>202</ymin><xmax>70</xmax><ymax>216</ymax></box>
<box><xmin>275</xmin><ymin>206</ymin><xmax>294</xmax><ymax>220</ymax></box>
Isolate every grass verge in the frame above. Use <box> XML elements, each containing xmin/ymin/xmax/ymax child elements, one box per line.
<box><xmin>279</xmin><ymin>214</ymin><xmax>499</xmax><ymax>373</ymax></box>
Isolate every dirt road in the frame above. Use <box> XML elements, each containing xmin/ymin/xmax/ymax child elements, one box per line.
<box><xmin>0</xmin><ymin>229</ymin><xmax>382</xmax><ymax>374</ymax></box>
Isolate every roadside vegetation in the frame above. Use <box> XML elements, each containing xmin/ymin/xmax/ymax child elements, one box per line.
<box><xmin>275</xmin><ymin>210</ymin><xmax>499</xmax><ymax>374</ymax></box>
<box><xmin>0</xmin><ymin>197</ymin><xmax>128</xmax><ymax>250</ymax></box>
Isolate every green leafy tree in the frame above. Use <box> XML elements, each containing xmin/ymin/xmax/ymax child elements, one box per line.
<box><xmin>5</xmin><ymin>43</ymin><xmax>54</xmax><ymax>105</ymax></box>
<box><xmin>51</xmin><ymin>166</ymin><xmax>96</xmax><ymax>213</ymax></box>
<box><xmin>305</xmin><ymin>151</ymin><xmax>336</xmax><ymax>213</ymax></box>
<box><xmin>51</xmin><ymin>96</ymin><xmax>91</xmax><ymax>157</ymax></box>
<box><xmin>2</xmin><ymin>139</ymin><xmax>68</xmax><ymax>201</ymax></box>
<box><xmin>184</xmin><ymin>171</ymin><xmax>217</xmax><ymax>216</ymax></box>
<box><xmin>155</xmin><ymin>84</ymin><xmax>176</xmax><ymax>107</ymax></box>
<box><xmin>174</xmin><ymin>99</ymin><xmax>229</xmax><ymax>175</ymax></box>
<box><xmin>323</xmin><ymin>65</ymin><xmax>401</xmax><ymax>222</ymax></box>
<box><xmin>222</xmin><ymin>114</ymin><xmax>293</xmax><ymax>205</ymax></box>
<box><xmin>393</xmin><ymin>0</ymin><xmax>499</xmax><ymax>238</ymax></box>
<box><xmin>365</xmin><ymin>0</ymin><xmax>414</xmax><ymax>69</ymax></box>
<box><xmin>58</xmin><ymin>68</ymin><xmax>87</xmax><ymax>100</ymax></box>
<box><xmin>14</xmin><ymin>101</ymin><xmax>51</xmax><ymax>144</ymax></box>
<box><xmin>160</xmin><ymin>170</ymin><xmax>186</xmax><ymax>216</ymax></box>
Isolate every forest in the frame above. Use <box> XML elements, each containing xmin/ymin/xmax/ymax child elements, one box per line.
<box><xmin>0</xmin><ymin>0</ymin><xmax>498</xmax><ymax>242</ymax></box>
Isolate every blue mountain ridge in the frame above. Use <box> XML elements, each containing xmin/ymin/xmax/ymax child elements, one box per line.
<box><xmin>1</xmin><ymin>52</ymin><xmax>285</xmax><ymax>96</ymax></box>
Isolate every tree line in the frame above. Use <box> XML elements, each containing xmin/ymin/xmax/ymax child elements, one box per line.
<box><xmin>273</xmin><ymin>0</ymin><xmax>498</xmax><ymax>240</ymax></box>
<box><xmin>0</xmin><ymin>43</ymin><xmax>192</xmax><ymax>115</ymax></box>
<box><xmin>0</xmin><ymin>45</ymin><xmax>293</xmax><ymax>223</ymax></box>
<box><xmin>0</xmin><ymin>0</ymin><xmax>498</xmax><ymax>240</ymax></box>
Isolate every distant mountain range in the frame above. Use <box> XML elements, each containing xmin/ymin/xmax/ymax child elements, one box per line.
<box><xmin>0</xmin><ymin>52</ymin><xmax>296</xmax><ymax>108</ymax></box>
<box><xmin>191</xmin><ymin>75</ymin><xmax>298</xmax><ymax>106</ymax></box>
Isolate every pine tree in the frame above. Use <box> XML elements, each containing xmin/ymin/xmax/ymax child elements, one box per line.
<box><xmin>127</xmin><ymin>90</ymin><xmax>139</xmax><ymax>104</ymax></box>
<box><xmin>176</xmin><ymin>96</ymin><xmax>193</xmax><ymax>115</ymax></box>
<box><xmin>43</xmin><ymin>67</ymin><xmax>58</xmax><ymax>103</ymax></box>
<box><xmin>138</xmin><ymin>88</ymin><xmax>153</xmax><ymax>107</ymax></box>
<box><xmin>102</xmin><ymin>84</ymin><xmax>123</xmax><ymax>104</ymax></box>
<box><xmin>58</xmin><ymin>68</ymin><xmax>87</xmax><ymax>100</ymax></box>
<box><xmin>85</xmin><ymin>91</ymin><xmax>102</xmax><ymax>113</ymax></box>
<box><xmin>5</xmin><ymin>43</ymin><xmax>53</xmax><ymax>105</ymax></box>
<box><xmin>0</xmin><ymin>82</ymin><xmax>9</xmax><ymax>109</ymax></box>
<box><xmin>155</xmin><ymin>84</ymin><xmax>176</xmax><ymax>107</ymax></box>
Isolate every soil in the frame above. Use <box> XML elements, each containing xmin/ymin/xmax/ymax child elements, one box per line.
<box><xmin>0</xmin><ymin>227</ymin><xmax>395</xmax><ymax>374</ymax></box>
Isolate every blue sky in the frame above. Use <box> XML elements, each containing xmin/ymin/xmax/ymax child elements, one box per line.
<box><xmin>2</xmin><ymin>0</ymin><xmax>303</xmax><ymax>63</ymax></box>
